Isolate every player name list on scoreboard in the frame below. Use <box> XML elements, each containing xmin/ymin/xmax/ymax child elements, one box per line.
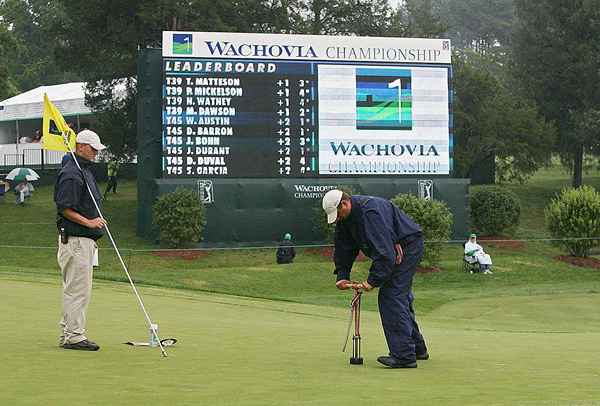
<box><xmin>162</xmin><ymin>59</ymin><xmax>319</xmax><ymax>177</ymax></box>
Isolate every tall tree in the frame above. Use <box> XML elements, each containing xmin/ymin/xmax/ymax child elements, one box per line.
<box><xmin>288</xmin><ymin>0</ymin><xmax>393</xmax><ymax>36</ymax></box>
<box><xmin>0</xmin><ymin>0</ymin><xmax>80</xmax><ymax>91</ymax></box>
<box><xmin>388</xmin><ymin>0</ymin><xmax>446</xmax><ymax>38</ymax></box>
<box><xmin>439</xmin><ymin>0</ymin><xmax>514</xmax><ymax>55</ymax></box>
<box><xmin>512</xmin><ymin>0</ymin><xmax>600</xmax><ymax>187</ymax></box>
<box><xmin>0</xmin><ymin>18</ymin><xmax>18</xmax><ymax>100</ymax></box>
<box><xmin>50</xmin><ymin>0</ymin><xmax>281</xmax><ymax>158</ymax></box>
<box><xmin>452</xmin><ymin>51</ymin><xmax>555</xmax><ymax>183</ymax></box>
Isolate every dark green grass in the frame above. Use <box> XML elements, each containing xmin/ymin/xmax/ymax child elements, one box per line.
<box><xmin>1</xmin><ymin>168</ymin><xmax>600</xmax><ymax>314</ymax></box>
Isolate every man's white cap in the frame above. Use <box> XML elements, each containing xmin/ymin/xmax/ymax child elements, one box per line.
<box><xmin>76</xmin><ymin>130</ymin><xmax>106</xmax><ymax>151</ymax></box>
<box><xmin>322</xmin><ymin>189</ymin><xmax>343</xmax><ymax>224</ymax></box>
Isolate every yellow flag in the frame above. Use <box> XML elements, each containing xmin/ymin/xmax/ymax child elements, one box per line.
<box><xmin>42</xmin><ymin>93</ymin><xmax>76</xmax><ymax>152</ymax></box>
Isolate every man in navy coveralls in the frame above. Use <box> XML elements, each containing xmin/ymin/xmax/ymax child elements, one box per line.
<box><xmin>322</xmin><ymin>189</ymin><xmax>429</xmax><ymax>368</ymax></box>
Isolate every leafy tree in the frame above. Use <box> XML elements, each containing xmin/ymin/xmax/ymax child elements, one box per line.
<box><xmin>50</xmin><ymin>0</ymin><xmax>282</xmax><ymax>156</ymax></box>
<box><xmin>84</xmin><ymin>79</ymin><xmax>137</xmax><ymax>160</ymax></box>
<box><xmin>0</xmin><ymin>19</ymin><xmax>18</xmax><ymax>100</ymax></box>
<box><xmin>45</xmin><ymin>0</ymin><xmax>453</xmax><ymax>158</ymax></box>
<box><xmin>0</xmin><ymin>0</ymin><xmax>80</xmax><ymax>91</ymax></box>
<box><xmin>439</xmin><ymin>0</ymin><xmax>514</xmax><ymax>55</ymax></box>
<box><xmin>288</xmin><ymin>0</ymin><xmax>393</xmax><ymax>36</ymax></box>
<box><xmin>452</xmin><ymin>51</ymin><xmax>555</xmax><ymax>183</ymax></box>
<box><xmin>512</xmin><ymin>0</ymin><xmax>600</xmax><ymax>187</ymax></box>
<box><xmin>389</xmin><ymin>0</ymin><xmax>447</xmax><ymax>38</ymax></box>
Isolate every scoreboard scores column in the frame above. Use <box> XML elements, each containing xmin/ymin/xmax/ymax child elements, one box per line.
<box><xmin>162</xmin><ymin>60</ymin><xmax>318</xmax><ymax>177</ymax></box>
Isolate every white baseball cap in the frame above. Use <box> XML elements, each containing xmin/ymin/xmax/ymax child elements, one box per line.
<box><xmin>76</xmin><ymin>130</ymin><xmax>106</xmax><ymax>151</ymax></box>
<box><xmin>322</xmin><ymin>189</ymin><xmax>343</xmax><ymax>224</ymax></box>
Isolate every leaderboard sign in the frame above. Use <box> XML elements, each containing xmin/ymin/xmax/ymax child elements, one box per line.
<box><xmin>162</xmin><ymin>32</ymin><xmax>452</xmax><ymax>177</ymax></box>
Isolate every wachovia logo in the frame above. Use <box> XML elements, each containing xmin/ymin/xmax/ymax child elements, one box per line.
<box><xmin>330</xmin><ymin>142</ymin><xmax>439</xmax><ymax>156</ymax></box>
<box><xmin>205</xmin><ymin>41</ymin><xmax>318</xmax><ymax>58</ymax></box>
<box><xmin>293</xmin><ymin>184</ymin><xmax>338</xmax><ymax>199</ymax></box>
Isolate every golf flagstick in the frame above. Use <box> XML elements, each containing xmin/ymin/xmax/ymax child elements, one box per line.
<box><xmin>342</xmin><ymin>287</ymin><xmax>363</xmax><ymax>365</ymax></box>
<box><xmin>62</xmin><ymin>132</ymin><xmax>168</xmax><ymax>357</ymax></box>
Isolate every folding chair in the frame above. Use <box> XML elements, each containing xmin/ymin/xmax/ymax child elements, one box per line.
<box><xmin>462</xmin><ymin>242</ymin><xmax>479</xmax><ymax>273</ymax></box>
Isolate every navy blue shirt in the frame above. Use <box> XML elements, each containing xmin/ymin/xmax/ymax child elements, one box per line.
<box><xmin>333</xmin><ymin>195</ymin><xmax>421</xmax><ymax>287</ymax></box>
<box><xmin>54</xmin><ymin>154</ymin><xmax>104</xmax><ymax>240</ymax></box>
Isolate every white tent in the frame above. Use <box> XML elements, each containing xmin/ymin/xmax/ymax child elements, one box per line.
<box><xmin>0</xmin><ymin>81</ymin><xmax>133</xmax><ymax>167</ymax></box>
<box><xmin>0</xmin><ymin>82</ymin><xmax>91</xmax><ymax>122</ymax></box>
<box><xmin>0</xmin><ymin>82</ymin><xmax>96</xmax><ymax>146</ymax></box>
<box><xmin>0</xmin><ymin>80</ymin><xmax>129</xmax><ymax>146</ymax></box>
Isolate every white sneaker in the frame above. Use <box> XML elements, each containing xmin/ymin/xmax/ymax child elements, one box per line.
<box><xmin>482</xmin><ymin>269</ymin><xmax>493</xmax><ymax>275</ymax></box>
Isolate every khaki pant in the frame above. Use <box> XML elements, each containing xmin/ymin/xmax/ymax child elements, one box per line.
<box><xmin>57</xmin><ymin>236</ymin><xmax>96</xmax><ymax>345</ymax></box>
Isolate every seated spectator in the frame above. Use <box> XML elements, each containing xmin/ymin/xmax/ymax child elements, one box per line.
<box><xmin>14</xmin><ymin>181</ymin><xmax>34</xmax><ymax>205</ymax></box>
<box><xmin>276</xmin><ymin>233</ymin><xmax>296</xmax><ymax>264</ymax></box>
<box><xmin>464</xmin><ymin>233</ymin><xmax>493</xmax><ymax>274</ymax></box>
<box><xmin>32</xmin><ymin>130</ymin><xmax>42</xmax><ymax>143</ymax></box>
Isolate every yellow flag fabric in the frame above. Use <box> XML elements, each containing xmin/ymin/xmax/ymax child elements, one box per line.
<box><xmin>42</xmin><ymin>94</ymin><xmax>76</xmax><ymax>152</ymax></box>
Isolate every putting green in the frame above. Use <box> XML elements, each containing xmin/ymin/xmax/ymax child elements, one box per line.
<box><xmin>2</xmin><ymin>276</ymin><xmax>600</xmax><ymax>405</ymax></box>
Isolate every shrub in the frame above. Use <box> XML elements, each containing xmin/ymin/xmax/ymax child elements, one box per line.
<box><xmin>153</xmin><ymin>187</ymin><xmax>205</xmax><ymax>248</ymax></box>
<box><xmin>545</xmin><ymin>185</ymin><xmax>600</xmax><ymax>257</ymax></box>
<box><xmin>470</xmin><ymin>187</ymin><xmax>520</xmax><ymax>235</ymax></box>
<box><xmin>391</xmin><ymin>193</ymin><xmax>454</xmax><ymax>267</ymax></box>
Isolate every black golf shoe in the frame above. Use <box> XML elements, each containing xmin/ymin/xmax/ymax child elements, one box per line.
<box><xmin>63</xmin><ymin>339</ymin><xmax>100</xmax><ymax>351</ymax></box>
<box><xmin>377</xmin><ymin>356</ymin><xmax>417</xmax><ymax>368</ymax></box>
<box><xmin>416</xmin><ymin>351</ymin><xmax>430</xmax><ymax>360</ymax></box>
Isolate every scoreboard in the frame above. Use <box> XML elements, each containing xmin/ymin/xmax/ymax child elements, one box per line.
<box><xmin>162</xmin><ymin>32</ymin><xmax>452</xmax><ymax>178</ymax></box>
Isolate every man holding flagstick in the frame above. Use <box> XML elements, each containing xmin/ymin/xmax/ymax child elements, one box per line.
<box><xmin>54</xmin><ymin>130</ymin><xmax>106</xmax><ymax>350</ymax></box>
<box><xmin>43</xmin><ymin>94</ymin><xmax>167</xmax><ymax>356</ymax></box>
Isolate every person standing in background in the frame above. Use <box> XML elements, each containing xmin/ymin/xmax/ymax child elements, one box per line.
<box><xmin>103</xmin><ymin>158</ymin><xmax>120</xmax><ymax>199</ymax></box>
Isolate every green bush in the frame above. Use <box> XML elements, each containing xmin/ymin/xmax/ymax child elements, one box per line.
<box><xmin>545</xmin><ymin>185</ymin><xmax>600</xmax><ymax>257</ymax></box>
<box><xmin>470</xmin><ymin>187</ymin><xmax>520</xmax><ymax>235</ymax></box>
<box><xmin>391</xmin><ymin>193</ymin><xmax>454</xmax><ymax>267</ymax></box>
<box><xmin>153</xmin><ymin>188</ymin><xmax>205</xmax><ymax>248</ymax></box>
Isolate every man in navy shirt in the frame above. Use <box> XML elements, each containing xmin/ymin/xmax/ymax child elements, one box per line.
<box><xmin>322</xmin><ymin>189</ymin><xmax>428</xmax><ymax>368</ymax></box>
<box><xmin>54</xmin><ymin>130</ymin><xmax>106</xmax><ymax>351</ymax></box>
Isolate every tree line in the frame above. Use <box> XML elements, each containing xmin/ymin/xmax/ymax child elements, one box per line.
<box><xmin>1</xmin><ymin>0</ymin><xmax>598</xmax><ymax>186</ymax></box>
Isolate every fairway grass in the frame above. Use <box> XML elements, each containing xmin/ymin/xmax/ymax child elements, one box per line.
<box><xmin>2</xmin><ymin>275</ymin><xmax>600</xmax><ymax>406</ymax></box>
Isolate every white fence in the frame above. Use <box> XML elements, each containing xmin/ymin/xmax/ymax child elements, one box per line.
<box><xmin>0</xmin><ymin>143</ymin><xmax>65</xmax><ymax>168</ymax></box>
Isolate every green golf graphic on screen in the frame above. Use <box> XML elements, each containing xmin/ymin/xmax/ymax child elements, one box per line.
<box><xmin>172</xmin><ymin>33</ymin><xmax>193</xmax><ymax>55</ymax></box>
<box><xmin>356</xmin><ymin>68</ymin><xmax>412</xmax><ymax>130</ymax></box>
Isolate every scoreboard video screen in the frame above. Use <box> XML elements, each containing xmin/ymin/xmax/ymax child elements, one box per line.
<box><xmin>162</xmin><ymin>32</ymin><xmax>452</xmax><ymax>178</ymax></box>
